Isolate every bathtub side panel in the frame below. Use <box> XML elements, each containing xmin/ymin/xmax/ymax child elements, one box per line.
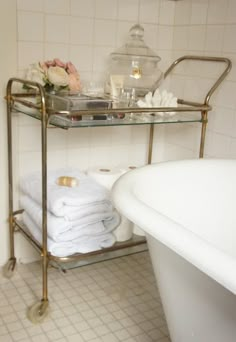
<box><xmin>147</xmin><ymin>235</ymin><xmax>236</xmax><ymax>342</ymax></box>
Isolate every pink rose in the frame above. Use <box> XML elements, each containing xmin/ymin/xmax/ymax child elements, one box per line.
<box><xmin>54</xmin><ymin>58</ymin><xmax>66</xmax><ymax>68</ymax></box>
<box><xmin>45</xmin><ymin>60</ymin><xmax>56</xmax><ymax>67</ymax></box>
<box><xmin>68</xmin><ymin>73</ymin><xmax>81</xmax><ymax>91</ymax></box>
<box><xmin>66</xmin><ymin>61</ymin><xmax>78</xmax><ymax>74</ymax></box>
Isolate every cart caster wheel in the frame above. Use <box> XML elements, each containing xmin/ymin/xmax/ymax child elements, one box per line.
<box><xmin>2</xmin><ymin>258</ymin><xmax>17</xmax><ymax>279</ymax></box>
<box><xmin>27</xmin><ymin>301</ymin><xmax>49</xmax><ymax>324</ymax></box>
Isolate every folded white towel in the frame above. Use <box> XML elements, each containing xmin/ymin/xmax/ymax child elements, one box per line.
<box><xmin>22</xmin><ymin>212</ymin><xmax>116</xmax><ymax>257</ymax></box>
<box><xmin>20</xmin><ymin>169</ymin><xmax>110</xmax><ymax>217</ymax></box>
<box><xmin>20</xmin><ymin>195</ymin><xmax>120</xmax><ymax>242</ymax></box>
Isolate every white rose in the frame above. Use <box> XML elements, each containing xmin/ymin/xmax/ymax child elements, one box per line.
<box><xmin>47</xmin><ymin>66</ymin><xmax>69</xmax><ymax>87</ymax></box>
<box><xmin>26</xmin><ymin>63</ymin><xmax>46</xmax><ymax>86</ymax></box>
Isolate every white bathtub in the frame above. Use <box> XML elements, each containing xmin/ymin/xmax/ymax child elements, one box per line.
<box><xmin>112</xmin><ymin>159</ymin><xmax>236</xmax><ymax>342</ymax></box>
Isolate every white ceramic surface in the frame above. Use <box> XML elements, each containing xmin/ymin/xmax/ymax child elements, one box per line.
<box><xmin>112</xmin><ymin>159</ymin><xmax>236</xmax><ymax>342</ymax></box>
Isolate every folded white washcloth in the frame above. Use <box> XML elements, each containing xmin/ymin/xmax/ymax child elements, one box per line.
<box><xmin>22</xmin><ymin>212</ymin><xmax>116</xmax><ymax>257</ymax></box>
<box><xmin>20</xmin><ymin>168</ymin><xmax>110</xmax><ymax>217</ymax></box>
<box><xmin>137</xmin><ymin>88</ymin><xmax>178</xmax><ymax>116</ymax></box>
<box><xmin>20</xmin><ymin>195</ymin><xmax>120</xmax><ymax>242</ymax></box>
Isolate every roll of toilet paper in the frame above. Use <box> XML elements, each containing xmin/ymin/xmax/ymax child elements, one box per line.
<box><xmin>87</xmin><ymin>167</ymin><xmax>126</xmax><ymax>191</ymax></box>
<box><xmin>87</xmin><ymin>166</ymin><xmax>133</xmax><ymax>241</ymax></box>
<box><xmin>133</xmin><ymin>224</ymin><xmax>146</xmax><ymax>236</ymax></box>
<box><xmin>113</xmin><ymin>215</ymin><xmax>133</xmax><ymax>242</ymax></box>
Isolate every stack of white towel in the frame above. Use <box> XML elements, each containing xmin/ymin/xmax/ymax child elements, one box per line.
<box><xmin>20</xmin><ymin>169</ymin><xmax>120</xmax><ymax>257</ymax></box>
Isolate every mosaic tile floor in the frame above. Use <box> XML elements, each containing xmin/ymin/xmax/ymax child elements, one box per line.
<box><xmin>0</xmin><ymin>251</ymin><xmax>170</xmax><ymax>341</ymax></box>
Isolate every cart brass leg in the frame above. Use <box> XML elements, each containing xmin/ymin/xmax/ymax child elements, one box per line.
<box><xmin>148</xmin><ymin>124</ymin><xmax>154</xmax><ymax>164</ymax></box>
<box><xmin>199</xmin><ymin>110</ymin><xmax>208</xmax><ymax>158</ymax></box>
<box><xmin>3</xmin><ymin>82</ymin><xmax>17</xmax><ymax>279</ymax></box>
<box><xmin>41</xmin><ymin>89</ymin><xmax>49</xmax><ymax>306</ymax></box>
<box><xmin>42</xmin><ymin>252</ymin><xmax>49</xmax><ymax>301</ymax></box>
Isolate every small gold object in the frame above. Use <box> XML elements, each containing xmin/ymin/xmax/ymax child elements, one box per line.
<box><xmin>56</xmin><ymin>176</ymin><xmax>79</xmax><ymax>187</ymax></box>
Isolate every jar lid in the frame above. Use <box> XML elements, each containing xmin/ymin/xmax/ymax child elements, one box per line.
<box><xmin>110</xmin><ymin>24</ymin><xmax>161</xmax><ymax>61</ymax></box>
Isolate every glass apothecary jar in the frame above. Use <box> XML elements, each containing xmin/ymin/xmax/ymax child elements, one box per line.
<box><xmin>104</xmin><ymin>24</ymin><xmax>163</xmax><ymax>104</ymax></box>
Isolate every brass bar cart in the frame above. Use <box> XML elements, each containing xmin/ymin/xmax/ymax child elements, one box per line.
<box><xmin>3</xmin><ymin>55</ymin><xmax>231</xmax><ymax>323</ymax></box>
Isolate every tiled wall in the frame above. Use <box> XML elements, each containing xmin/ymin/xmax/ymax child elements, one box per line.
<box><xmin>167</xmin><ymin>0</ymin><xmax>236</xmax><ymax>160</ymax></box>
<box><xmin>0</xmin><ymin>0</ymin><xmax>235</xmax><ymax>264</ymax></box>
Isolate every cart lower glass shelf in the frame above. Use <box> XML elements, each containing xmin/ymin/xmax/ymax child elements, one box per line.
<box><xmin>14</xmin><ymin>106</ymin><xmax>202</xmax><ymax>128</ymax></box>
<box><xmin>15</xmin><ymin>218</ymin><xmax>147</xmax><ymax>270</ymax></box>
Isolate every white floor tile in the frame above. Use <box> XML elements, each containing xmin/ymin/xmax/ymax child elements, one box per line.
<box><xmin>0</xmin><ymin>252</ymin><xmax>170</xmax><ymax>342</ymax></box>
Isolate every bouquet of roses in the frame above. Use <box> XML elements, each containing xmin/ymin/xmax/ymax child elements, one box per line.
<box><xmin>25</xmin><ymin>58</ymin><xmax>81</xmax><ymax>92</ymax></box>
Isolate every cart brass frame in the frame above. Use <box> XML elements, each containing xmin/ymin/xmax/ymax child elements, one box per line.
<box><xmin>5</xmin><ymin>55</ymin><xmax>231</xmax><ymax>322</ymax></box>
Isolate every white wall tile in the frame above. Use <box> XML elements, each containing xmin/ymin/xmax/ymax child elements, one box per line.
<box><xmin>174</xmin><ymin>0</ymin><xmax>191</xmax><ymax>25</ymax></box>
<box><xmin>45</xmin><ymin>15</ymin><xmax>70</xmax><ymax>43</ymax></box>
<box><xmin>110</xmin><ymin>145</ymin><xmax>130</xmax><ymax>167</ymax></box>
<box><xmin>19</xmin><ymin>151</ymin><xmax>41</xmax><ymax>177</ymax></box>
<box><xmin>90</xmin><ymin>127</ymin><xmax>112</xmax><ymax>147</ymax></box>
<box><xmin>47</xmin><ymin>150</ymin><xmax>67</xmax><ymax>170</ymax></box>
<box><xmin>70</xmin><ymin>0</ymin><xmax>95</xmax><ymax>18</ymax></box>
<box><xmin>139</xmin><ymin>0</ymin><xmax>160</xmax><ymax>25</ymax></box>
<box><xmin>157</xmin><ymin>26</ymin><xmax>173</xmax><ymax>50</ymax></box>
<box><xmin>131</xmin><ymin>126</ymin><xmax>149</xmax><ymax>144</ymax></box>
<box><xmin>44</xmin><ymin>0</ymin><xmax>70</xmax><ymax>15</ymax></box>
<box><xmin>45</xmin><ymin>43</ymin><xmax>69</xmax><ymax>61</ymax></box>
<box><xmin>67</xmin><ymin>128</ymin><xmax>90</xmax><ymax>148</ymax></box>
<box><xmin>18</xmin><ymin>42</ymin><xmax>44</xmax><ymax>69</ymax></box>
<box><xmin>118</xmin><ymin>0</ymin><xmax>139</xmax><ymax>22</ymax></box>
<box><xmin>226</xmin><ymin>0</ymin><xmax>236</xmax><ymax>24</ymax></box>
<box><xmin>205</xmin><ymin>131</ymin><xmax>231</xmax><ymax>158</ymax></box>
<box><xmin>205</xmin><ymin>25</ymin><xmax>224</xmax><ymax>52</ymax></box>
<box><xmin>95</xmin><ymin>0</ymin><xmax>118</xmax><ymax>20</ymax></box>
<box><xmin>88</xmin><ymin>146</ymin><xmax>113</xmax><ymax>167</ymax></box>
<box><xmin>164</xmin><ymin>124</ymin><xmax>201</xmax><ymax>151</ymax></box>
<box><xmin>142</xmin><ymin>24</ymin><xmax>159</xmax><ymax>51</ymax></box>
<box><xmin>173</xmin><ymin>26</ymin><xmax>188</xmax><ymax>51</ymax></box>
<box><xmin>212</xmin><ymin>107</ymin><xmax>235</xmax><ymax>136</ymax></box>
<box><xmin>158</xmin><ymin>50</ymin><xmax>173</xmax><ymax>74</ymax></box>
<box><xmin>207</xmin><ymin>0</ymin><xmax>228</xmax><ymax>24</ymax></box>
<box><xmin>94</xmin><ymin>19</ymin><xmax>117</xmax><ymax>46</ymax></box>
<box><xmin>111</xmin><ymin>127</ymin><xmax>131</xmax><ymax>145</ymax></box>
<box><xmin>70</xmin><ymin>17</ymin><xmax>94</xmax><ymax>45</ymax></box>
<box><xmin>116</xmin><ymin>21</ymin><xmax>136</xmax><ymax>47</ymax></box>
<box><xmin>229</xmin><ymin>137</ymin><xmax>236</xmax><ymax>157</ymax></box>
<box><xmin>18</xmin><ymin>11</ymin><xmax>44</xmax><ymax>41</ymax></box>
<box><xmin>159</xmin><ymin>0</ymin><xmax>175</xmax><ymax>25</ymax></box>
<box><xmin>188</xmin><ymin>25</ymin><xmax>205</xmax><ymax>52</ymax></box>
<box><xmin>47</xmin><ymin>128</ymin><xmax>67</xmax><ymax>151</ymax></box>
<box><xmin>69</xmin><ymin>45</ymin><xmax>93</xmax><ymax>72</ymax></box>
<box><xmin>214</xmin><ymin>80</ymin><xmax>236</xmax><ymax>109</ymax></box>
<box><xmin>190</xmin><ymin>0</ymin><xmax>208</xmax><ymax>25</ymax></box>
<box><xmin>225</xmin><ymin>54</ymin><xmax>236</xmax><ymax>82</ymax></box>
<box><xmin>128</xmin><ymin>143</ymin><xmax>147</xmax><ymax>165</ymax></box>
<box><xmin>17</xmin><ymin>0</ymin><xmax>43</xmax><ymax>12</ymax></box>
<box><xmin>223</xmin><ymin>25</ymin><xmax>236</xmax><ymax>54</ymax></box>
<box><xmin>93</xmin><ymin>46</ymin><xmax>114</xmax><ymax>73</ymax></box>
<box><xmin>67</xmin><ymin>147</ymin><xmax>90</xmax><ymax>170</ymax></box>
<box><xmin>19</xmin><ymin>126</ymin><xmax>41</xmax><ymax>152</ymax></box>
